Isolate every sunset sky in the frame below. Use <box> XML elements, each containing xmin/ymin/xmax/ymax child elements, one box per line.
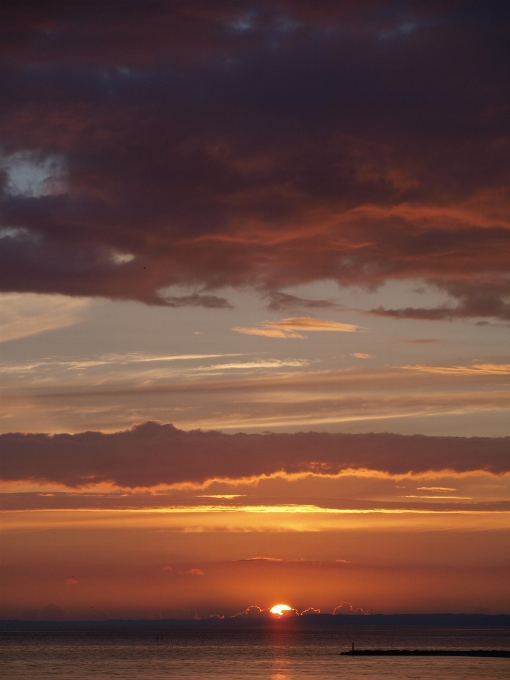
<box><xmin>1</xmin><ymin>1</ymin><xmax>509</xmax><ymax>620</ymax></box>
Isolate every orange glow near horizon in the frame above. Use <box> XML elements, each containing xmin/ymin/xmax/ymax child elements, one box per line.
<box><xmin>1</xmin><ymin>503</ymin><xmax>509</xmax><ymax>618</ymax></box>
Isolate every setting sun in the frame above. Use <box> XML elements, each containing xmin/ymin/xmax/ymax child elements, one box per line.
<box><xmin>270</xmin><ymin>604</ymin><xmax>292</xmax><ymax>616</ymax></box>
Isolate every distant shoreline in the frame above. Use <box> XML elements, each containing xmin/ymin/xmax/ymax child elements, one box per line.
<box><xmin>1</xmin><ymin>613</ymin><xmax>510</xmax><ymax>628</ymax></box>
<box><xmin>341</xmin><ymin>649</ymin><xmax>510</xmax><ymax>658</ymax></box>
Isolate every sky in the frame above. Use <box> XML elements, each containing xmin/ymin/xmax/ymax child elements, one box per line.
<box><xmin>0</xmin><ymin>0</ymin><xmax>509</xmax><ymax>620</ymax></box>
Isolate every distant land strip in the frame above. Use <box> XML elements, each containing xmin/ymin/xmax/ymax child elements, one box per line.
<box><xmin>341</xmin><ymin>650</ymin><xmax>510</xmax><ymax>657</ymax></box>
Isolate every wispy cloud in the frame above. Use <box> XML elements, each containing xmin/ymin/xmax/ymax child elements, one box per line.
<box><xmin>0</xmin><ymin>352</ymin><xmax>247</xmax><ymax>374</ymax></box>
<box><xmin>231</xmin><ymin>327</ymin><xmax>304</xmax><ymax>338</ymax></box>
<box><xmin>233</xmin><ymin>557</ymin><xmax>324</xmax><ymax>565</ymax></box>
<box><xmin>403</xmin><ymin>495</ymin><xmax>472</xmax><ymax>500</ymax></box>
<box><xmin>404</xmin><ymin>363</ymin><xmax>510</xmax><ymax>375</ymax></box>
<box><xmin>3</xmin><ymin>361</ymin><xmax>510</xmax><ymax>434</ymax></box>
<box><xmin>233</xmin><ymin>317</ymin><xmax>361</xmax><ymax>338</ymax></box>
<box><xmin>0</xmin><ymin>293</ymin><xmax>91</xmax><ymax>342</ymax></box>
<box><xmin>266</xmin><ymin>292</ymin><xmax>343</xmax><ymax>312</ymax></box>
<box><xmin>193</xmin><ymin>359</ymin><xmax>309</xmax><ymax>372</ymax></box>
<box><xmin>417</xmin><ymin>487</ymin><xmax>457</xmax><ymax>492</ymax></box>
<box><xmin>235</xmin><ymin>557</ymin><xmax>282</xmax><ymax>562</ymax></box>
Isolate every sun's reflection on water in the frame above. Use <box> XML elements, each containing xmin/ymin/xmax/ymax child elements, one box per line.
<box><xmin>271</xmin><ymin>657</ymin><xmax>291</xmax><ymax>680</ymax></box>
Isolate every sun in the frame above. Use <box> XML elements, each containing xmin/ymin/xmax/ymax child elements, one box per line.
<box><xmin>270</xmin><ymin>604</ymin><xmax>292</xmax><ymax>616</ymax></box>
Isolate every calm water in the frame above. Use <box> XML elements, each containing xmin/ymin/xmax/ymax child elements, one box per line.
<box><xmin>1</xmin><ymin>623</ymin><xmax>509</xmax><ymax>679</ymax></box>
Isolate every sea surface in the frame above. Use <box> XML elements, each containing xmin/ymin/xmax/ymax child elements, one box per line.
<box><xmin>1</xmin><ymin>622</ymin><xmax>509</xmax><ymax>679</ymax></box>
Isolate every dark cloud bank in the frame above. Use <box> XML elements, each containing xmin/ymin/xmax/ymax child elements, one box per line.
<box><xmin>1</xmin><ymin>422</ymin><xmax>509</xmax><ymax>488</ymax></box>
<box><xmin>1</xmin><ymin>1</ymin><xmax>509</xmax><ymax>318</ymax></box>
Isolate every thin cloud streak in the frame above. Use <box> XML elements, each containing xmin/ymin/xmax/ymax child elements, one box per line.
<box><xmin>5</xmin><ymin>362</ymin><xmax>509</xmax><ymax>395</ymax></box>
<box><xmin>0</xmin><ymin>352</ymin><xmax>247</xmax><ymax>375</ymax></box>
<box><xmin>2</xmin><ymin>360</ymin><xmax>509</xmax><ymax>434</ymax></box>
<box><xmin>0</xmin><ymin>293</ymin><xmax>91</xmax><ymax>342</ymax></box>
<box><xmin>233</xmin><ymin>317</ymin><xmax>361</xmax><ymax>338</ymax></box>
<box><xmin>232</xmin><ymin>327</ymin><xmax>305</xmax><ymax>339</ymax></box>
<box><xmin>2</xmin><ymin>506</ymin><xmax>508</xmax><ymax>537</ymax></box>
<box><xmin>193</xmin><ymin>360</ymin><xmax>309</xmax><ymax>371</ymax></box>
<box><xmin>404</xmin><ymin>363</ymin><xmax>510</xmax><ymax>375</ymax></box>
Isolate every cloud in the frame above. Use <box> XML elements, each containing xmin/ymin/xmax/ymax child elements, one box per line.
<box><xmin>351</xmin><ymin>353</ymin><xmax>372</xmax><ymax>359</ymax></box>
<box><xmin>268</xmin><ymin>318</ymin><xmax>360</xmax><ymax>332</ymax></box>
<box><xmin>232</xmin><ymin>605</ymin><xmax>315</xmax><ymax>618</ymax></box>
<box><xmin>267</xmin><ymin>292</ymin><xmax>343</xmax><ymax>312</ymax></box>
<box><xmin>404</xmin><ymin>363</ymin><xmax>510</xmax><ymax>375</ymax></box>
<box><xmin>231</xmin><ymin>327</ymin><xmax>305</xmax><ymax>339</ymax></box>
<box><xmin>236</xmin><ymin>557</ymin><xmax>283</xmax><ymax>562</ymax></box>
<box><xmin>416</xmin><ymin>487</ymin><xmax>456</xmax><ymax>492</ymax></box>
<box><xmin>162</xmin><ymin>565</ymin><xmax>173</xmax><ymax>571</ymax></box>
<box><xmin>234</xmin><ymin>557</ymin><xmax>323</xmax><ymax>566</ymax></box>
<box><xmin>232</xmin><ymin>606</ymin><xmax>271</xmax><ymax>618</ymax></box>
<box><xmin>0</xmin><ymin>352</ymin><xmax>247</xmax><ymax>375</ymax></box>
<box><xmin>1</xmin><ymin>421</ymin><xmax>509</xmax><ymax>489</ymax></box>
<box><xmin>159</xmin><ymin>294</ymin><xmax>233</xmax><ymax>309</ymax></box>
<box><xmin>0</xmin><ymin>293</ymin><xmax>91</xmax><ymax>342</ymax></box>
<box><xmin>272</xmin><ymin>607</ymin><xmax>299</xmax><ymax>618</ymax></box>
<box><xmin>233</xmin><ymin>317</ymin><xmax>360</xmax><ymax>338</ymax></box>
<box><xmin>186</xmin><ymin>568</ymin><xmax>204</xmax><ymax>576</ymax></box>
<box><xmin>1</xmin><ymin>2</ymin><xmax>508</xmax><ymax>310</ymax></box>
<box><xmin>65</xmin><ymin>577</ymin><xmax>78</xmax><ymax>585</ymax></box>
<box><xmin>197</xmin><ymin>359</ymin><xmax>309</xmax><ymax>371</ymax></box>
<box><xmin>332</xmin><ymin>602</ymin><xmax>367</xmax><ymax>615</ymax></box>
<box><xmin>3</xmin><ymin>360</ymin><xmax>509</xmax><ymax>434</ymax></box>
<box><xmin>370</xmin><ymin>277</ymin><xmax>510</xmax><ymax>322</ymax></box>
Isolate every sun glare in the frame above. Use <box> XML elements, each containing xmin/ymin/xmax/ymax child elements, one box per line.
<box><xmin>270</xmin><ymin>604</ymin><xmax>292</xmax><ymax>616</ymax></box>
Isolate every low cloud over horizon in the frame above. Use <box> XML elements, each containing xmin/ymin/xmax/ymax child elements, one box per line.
<box><xmin>1</xmin><ymin>422</ymin><xmax>509</xmax><ymax>489</ymax></box>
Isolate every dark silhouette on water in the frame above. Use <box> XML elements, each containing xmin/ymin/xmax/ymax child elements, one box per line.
<box><xmin>341</xmin><ymin>649</ymin><xmax>510</xmax><ymax>658</ymax></box>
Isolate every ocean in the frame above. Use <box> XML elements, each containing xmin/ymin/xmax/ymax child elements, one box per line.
<box><xmin>1</xmin><ymin>621</ymin><xmax>509</xmax><ymax>679</ymax></box>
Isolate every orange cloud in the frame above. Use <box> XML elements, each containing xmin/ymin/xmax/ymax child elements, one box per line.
<box><xmin>234</xmin><ymin>557</ymin><xmax>325</xmax><ymax>566</ymax></box>
<box><xmin>231</xmin><ymin>327</ymin><xmax>304</xmax><ymax>338</ymax></box>
<box><xmin>233</xmin><ymin>317</ymin><xmax>361</xmax><ymax>338</ymax></box>
<box><xmin>404</xmin><ymin>363</ymin><xmax>510</xmax><ymax>375</ymax></box>
<box><xmin>65</xmin><ymin>577</ymin><xmax>78</xmax><ymax>585</ymax></box>
<box><xmin>232</xmin><ymin>606</ymin><xmax>271</xmax><ymax>618</ymax></box>
<box><xmin>186</xmin><ymin>568</ymin><xmax>204</xmax><ymax>576</ymax></box>
<box><xmin>332</xmin><ymin>602</ymin><xmax>366</xmax><ymax>615</ymax></box>
<box><xmin>236</xmin><ymin>557</ymin><xmax>283</xmax><ymax>562</ymax></box>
